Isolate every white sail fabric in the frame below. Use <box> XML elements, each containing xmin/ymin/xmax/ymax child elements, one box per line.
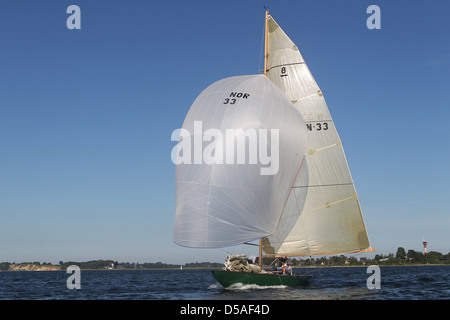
<box><xmin>173</xmin><ymin>75</ymin><xmax>307</xmax><ymax>248</ymax></box>
<box><xmin>263</xmin><ymin>14</ymin><xmax>372</xmax><ymax>256</ymax></box>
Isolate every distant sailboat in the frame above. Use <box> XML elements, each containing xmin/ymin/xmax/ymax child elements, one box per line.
<box><xmin>173</xmin><ymin>10</ymin><xmax>374</xmax><ymax>288</ymax></box>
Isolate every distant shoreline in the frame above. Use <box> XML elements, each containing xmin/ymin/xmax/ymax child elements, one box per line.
<box><xmin>298</xmin><ymin>263</ymin><xmax>448</xmax><ymax>268</ymax></box>
<box><xmin>2</xmin><ymin>263</ymin><xmax>448</xmax><ymax>272</ymax></box>
<box><xmin>2</xmin><ymin>249</ymin><xmax>448</xmax><ymax>271</ymax></box>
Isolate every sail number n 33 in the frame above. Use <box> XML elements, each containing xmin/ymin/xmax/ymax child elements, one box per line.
<box><xmin>223</xmin><ymin>92</ymin><xmax>250</xmax><ymax>105</ymax></box>
<box><xmin>306</xmin><ymin>122</ymin><xmax>329</xmax><ymax>131</ymax></box>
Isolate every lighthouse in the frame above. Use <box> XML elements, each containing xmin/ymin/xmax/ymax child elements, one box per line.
<box><xmin>423</xmin><ymin>237</ymin><xmax>428</xmax><ymax>255</ymax></box>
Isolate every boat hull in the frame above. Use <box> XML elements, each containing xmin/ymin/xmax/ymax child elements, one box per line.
<box><xmin>211</xmin><ymin>270</ymin><xmax>310</xmax><ymax>288</ymax></box>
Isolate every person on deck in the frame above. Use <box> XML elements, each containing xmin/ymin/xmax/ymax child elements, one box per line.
<box><xmin>281</xmin><ymin>257</ymin><xmax>293</xmax><ymax>275</ymax></box>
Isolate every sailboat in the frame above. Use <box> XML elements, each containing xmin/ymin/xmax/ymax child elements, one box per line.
<box><xmin>173</xmin><ymin>11</ymin><xmax>374</xmax><ymax>288</ymax></box>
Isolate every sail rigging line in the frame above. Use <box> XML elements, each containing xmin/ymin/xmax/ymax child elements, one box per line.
<box><xmin>293</xmin><ymin>189</ymin><xmax>312</xmax><ymax>255</ymax></box>
<box><xmin>268</xmin><ymin>183</ymin><xmax>313</xmax><ymax>258</ymax></box>
<box><xmin>260</xmin><ymin>155</ymin><xmax>307</xmax><ymax>259</ymax></box>
<box><xmin>281</xmin><ymin>184</ymin><xmax>314</xmax><ymax>257</ymax></box>
<box><xmin>275</xmin><ymin>156</ymin><xmax>306</xmax><ymax>231</ymax></box>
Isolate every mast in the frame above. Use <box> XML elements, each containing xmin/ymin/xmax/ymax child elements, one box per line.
<box><xmin>259</xmin><ymin>239</ymin><xmax>263</xmax><ymax>268</ymax></box>
<box><xmin>259</xmin><ymin>9</ymin><xmax>269</xmax><ymax>270</ymax></box>
<box><xmin>264</xmin><ymin>10</ymin><xmax>269</xmax><ymax>76</ymax></box>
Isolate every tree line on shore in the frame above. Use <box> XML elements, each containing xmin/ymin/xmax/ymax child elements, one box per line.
<box><xmin>1</xmin><ymin>248</ymin><xmax>448</xmax><ymax>271</ymax></box>
<box><xmin>285</xmin><ymin>248</ymin><xmax>449</xmax><ymax>267</ymax></box>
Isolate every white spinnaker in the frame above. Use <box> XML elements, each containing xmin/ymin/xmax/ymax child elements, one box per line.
<box><xmin>173</xmin><ymin>75</ymin><xmax>307</xmax><ymax>248</ymax></box>
<box><xmin>263</xmin><ymin>14</ymin><xmax>372</xmax><ymax>256</ymax></box>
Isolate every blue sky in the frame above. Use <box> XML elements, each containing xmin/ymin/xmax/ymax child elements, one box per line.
<box><xmin>0</xmin><ymin>0</ymin><xmax>449</xmax><ymax>264</ymax></box>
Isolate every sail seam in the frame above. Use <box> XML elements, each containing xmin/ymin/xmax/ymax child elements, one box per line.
<box><xmin>293</xmin><ymin>183</ymin><xmax>354</xmax><ymax>188</ymax></box>
<box><xmin>304</xmin><ymin>120</ymin><xmax>333</xmax><ymax>123</ymax></box>
<box><xmin>264</xmin><ymin>247</ymin><xmax>371</xmax><ymax>258</ymax></box>
<box><xmin>267</xmin><ymin>62</ymin><xmax>305</xmax><ymax>72</ymax></box>
<box><xmin>268</xmin><ymin>47</ymin><xmax>301</xmax><ymax>55</ymax></box>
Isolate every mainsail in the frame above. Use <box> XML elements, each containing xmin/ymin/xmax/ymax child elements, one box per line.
<box><xmin>262</xmin><ymin>14</ymin><xmax>373</xmax><ymax>257</ymax></box>
<box><xmin>173</xmin><ymin>75</ymin><xmax>308</xmax><ymax>248</ymax></box>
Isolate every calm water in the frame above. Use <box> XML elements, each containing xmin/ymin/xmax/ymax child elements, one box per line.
<box><xmin>0</xmin><ymin>265</ymin><xmax>448</xmax><ymax>300</ymax></box>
